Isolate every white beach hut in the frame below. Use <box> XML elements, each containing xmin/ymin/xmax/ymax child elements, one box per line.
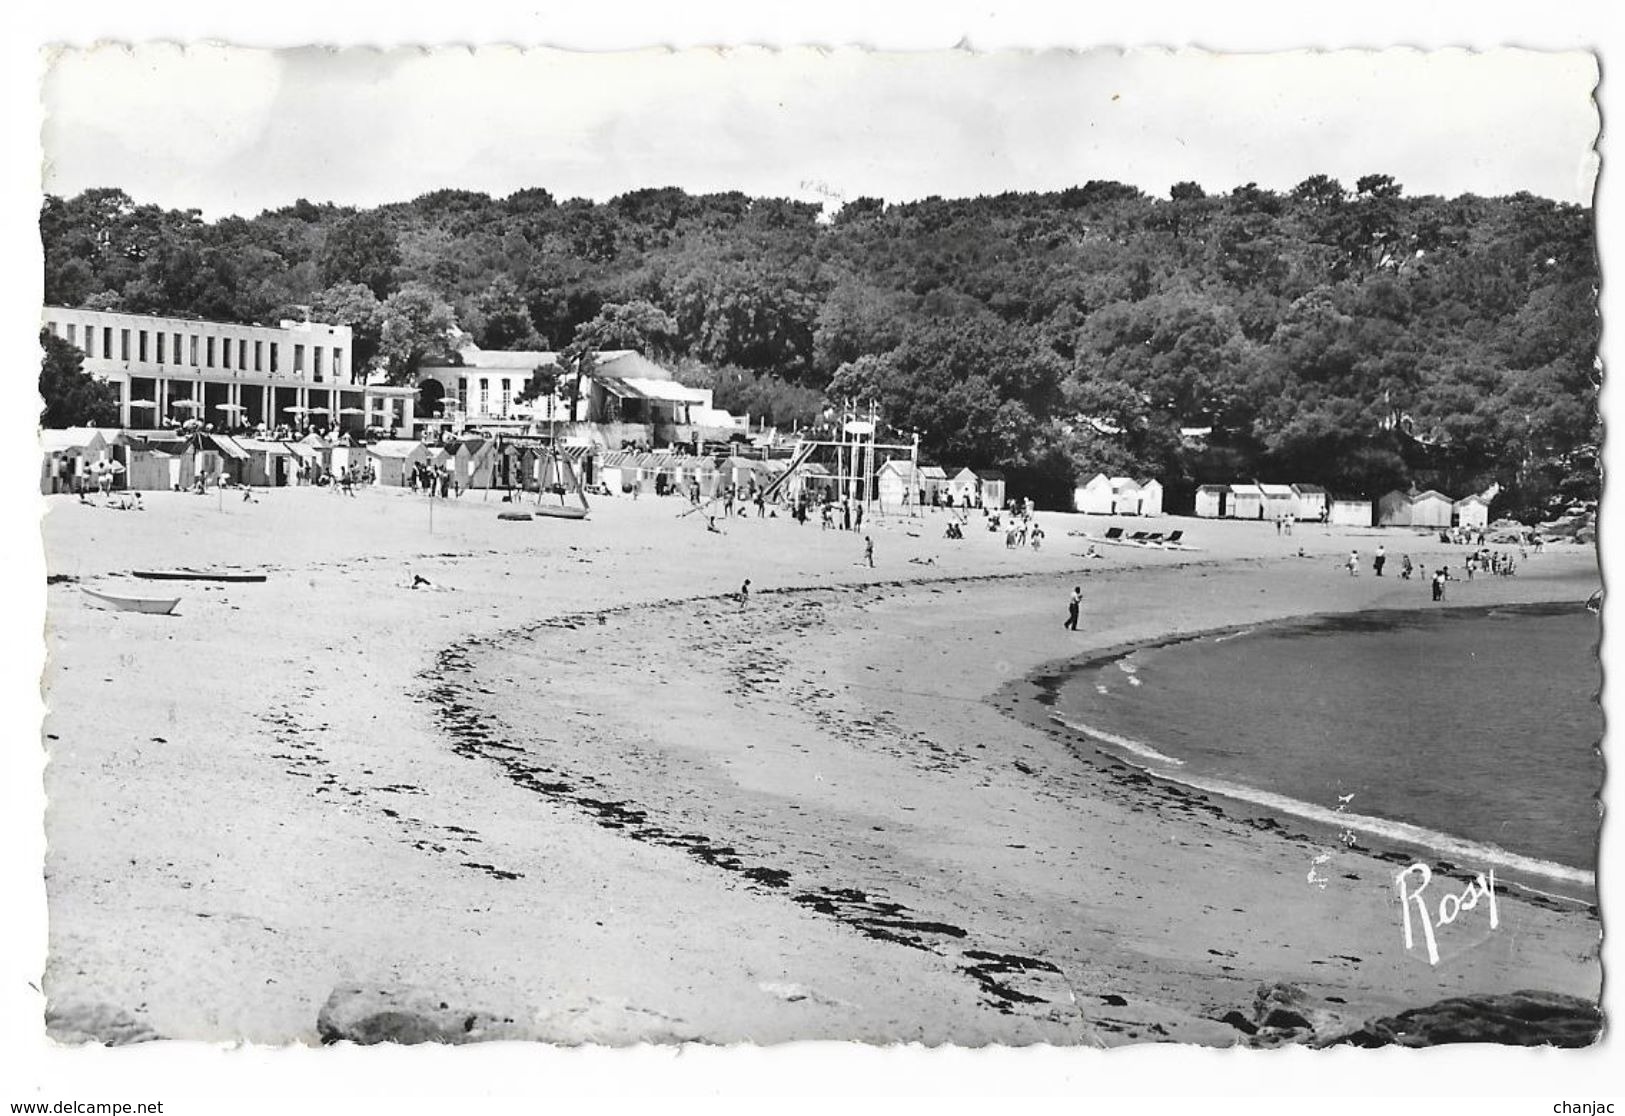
<box><xmin>1454</xmin><ymin>493</ymin><xmax>1491</xmax><ymax>529</ymax></box>
<box><xmin>1228</xmin><ymin>483</ymin><xmax>1265</xmax><ymax>520</ymax></box>
<box><xmin>1409</xmin><ymin>490</ymin><xmax>1455</xmax><ymax>529</ymax></box>
<box><xmin>1259</xmin><ymin>483</ymin><xmax>1296</xmax><ymax>520</ymax></box>
<box><xmin>368</xmin><ymin>440</ymin><xmax>430</xmax><ymax>487</ymax></box>
<box><xmin>1108</xmin><ymin>477</ymin><xmax>1143</xmax><ymax>514</ymax></box>
<box><xmin>1136</xmin><ymin>479</ymin><xmax>1164</xmax><ymax>517</ymax></box>
<box><xmin>919</xmin><ymin>465</ymin><xmax>949</xmax><ymax>505</ymax></box>
<box><xmin>977</xmin><ymin>469</ymin><xmax>1007</xmax><ymax>510</ymax></box>
<box><xmin>40</xmin><ymin>428</ymin><xmax>110</xmax><ymax>494</ymax></box>
<box><xmin>1074</xmin><ymin>473</ymin><xmax>1115</xmax><ymax>514</ymax></box>
<box><xmin>1328</xmin><ymin>496</ymin><xmax>1374</xmax><ymax>527</ymax></box>
<box><xmin>876</xmin><ymin>459</ymin><xmax>922</xmax><ymax>508</ymax></box>
<box><xmin>1292</xmin><ymin>484</ymin><xmax>1328</xmax><ymax>522</ymax></box>
<box><xmin>947</xmin><ymin>467</ymin><xmax>981</xmax><ymax>507</ymax></box>
<box><xmin>1194</xmin><ymin>484</ymin><xmax>1228</xmax><ymax>518</ymax></box>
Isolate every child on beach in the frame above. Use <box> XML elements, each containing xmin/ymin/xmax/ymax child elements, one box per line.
<box><xmin>738</xmin><ymin>578</ymin><xmax>751</xmax><ymax>611</ymax></box>
<box><xmin>1347</xmin><ymin>549</ymin><xmax>1359</xmax><ymax>576</ymax></box>
<box><xmin>864</xmin><ymin>536</ymin><xmax>874</xmax><ymax>568</ymax></box>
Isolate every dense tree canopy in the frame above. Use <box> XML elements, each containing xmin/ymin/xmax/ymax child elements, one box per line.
<box><xmin>41</xmin><ymin>178</ymin><xmax>1598</xmax><ymax>517</ymax></box>
<box><xmin>39</xmin><ymin>329</ymin><xmax>118</xmax><ymax>428</ymax></box>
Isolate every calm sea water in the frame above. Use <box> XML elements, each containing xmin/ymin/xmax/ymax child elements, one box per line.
<box><xmin>1050</xmin><ymin>604</ymin><xmax>1602</xmax><ymax>889</ymax></box>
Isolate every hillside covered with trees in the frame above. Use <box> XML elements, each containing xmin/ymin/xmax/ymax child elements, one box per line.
<box><xmin>41</xmin><ymin>177</ymin><xmax>1597</xmax><ymax>517</ymax></box>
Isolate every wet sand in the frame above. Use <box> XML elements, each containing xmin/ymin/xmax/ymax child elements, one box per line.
<box><xmin>38</xmin><ymin>486</ymin><xmax>1603</xmax><ymax>1043</ymax></box>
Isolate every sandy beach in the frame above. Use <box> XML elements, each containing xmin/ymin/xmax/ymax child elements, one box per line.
<box><xmin>39</xmin><ymin>486</ymin><xmax>1603</xmax><ymax>1045</ymax></box>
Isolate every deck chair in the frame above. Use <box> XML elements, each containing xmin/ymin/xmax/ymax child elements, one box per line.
<box><xmin>1103</xmin><ymin>527</ymin><xmax>1124</xmax><ymax>540</ymax></box>
<box><xmin>1129</xmin><ymin>531</ymin><xmax>1150</xmax><ymax>541</ymax></box>
<box><xmin>1142</xmin><ymin>532</ymin><xmax>1165</xmax><ymax>543</ymax></box>
<box><xmin>1164</xmin><ymin>530</ymin><xmax>1184</xmax><ymax>545</ymax></box>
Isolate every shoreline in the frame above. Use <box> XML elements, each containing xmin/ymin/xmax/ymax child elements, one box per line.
<box><xmin>39</xmin><ymin>489</ymin><xmax>1604</xmax><ymax>1044</ymax></box>
<box><xmin>998</xmin><ymin>600</ymin><xmax>1600</xmax><ymax>908</ymax></box>
<box><xmin>433</xmin><ymin>547</ymin><xmax>1602</xmax><ymax>1042</ymax></box>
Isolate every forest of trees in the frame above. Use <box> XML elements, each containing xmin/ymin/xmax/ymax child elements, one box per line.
<box><xmin>41</xmin><ymin>176</ymin><xmax>1598</xmax><ymax>518</ymax></box>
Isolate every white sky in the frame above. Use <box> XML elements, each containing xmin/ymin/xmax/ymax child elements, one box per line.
<box><xmin>41</xmin><ymin>46</ymin><xmax>1599</xmax><ymax>217</ymax></box>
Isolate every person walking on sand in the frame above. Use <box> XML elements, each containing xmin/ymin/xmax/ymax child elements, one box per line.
<box><xmin>1374</xmin><ymin>544</ymin><xmax>1387</xmax><ymax>577</ymax></box>
<box><xmin>738</xmin><ymin>578</ymin><xmax>751</xmax><ymax>611</ymax></box>
<box><xmin>1432</xmin><ymin>568</ymin><xmax>1447</xmax><ymax>602</ymax></box>
<box><xmin>1064</xmin><ymin>586</ymin><xmax>1081</xmax><ymax>631</ymax></box>
<box><xmin>863</xmin><ymin>535</ymin><xmax>875</xmax><ymax>568</ymax></box>
<box><xmin>1347</xmin><ymin>549</ymin><xmax>1359</xmax><ymax>576</ymax></box>
<box><xmin>1401</xmin><ymin>554</ymin><xmax>1413</xmax><ymax>580</ymax></box>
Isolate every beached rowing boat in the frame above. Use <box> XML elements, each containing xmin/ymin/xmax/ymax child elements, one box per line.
<box><xmin>82</xmin><ymin>587</ymin><xmax>181</xmax><ymax>615</ymax></box>
<box><xmin>533</xmin><ymin>504</ymin><xmax>588</xmax><ymax>521</ymax></box>
<box><xmin>497</xmin><ymin>512</ymin><xmax>534</xmax><ymax>522</ymax></box>
<box><xmin>132</xmin><ymin>568</ymin><xmax>268</xmax><ymax>583</ymax></box>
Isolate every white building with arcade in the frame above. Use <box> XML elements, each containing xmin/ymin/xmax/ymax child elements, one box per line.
<box><xmin>41</xmin><ymin>305</ymin><xmax>418</xmax><ymax>435</ymax></box>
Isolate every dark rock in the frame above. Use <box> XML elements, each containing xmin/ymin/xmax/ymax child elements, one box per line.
<box><xmin>1238</xmin><ymin>981</ymin><xmax>1349</xmax><ymax>1043</ymax></box>
<box><xmin>1322</xmin><ymin>990</ymin><xmax>1602</xmax><ymax>1049</ymax></box>
<box><xmin>46</xmin><ymin>1002</ymin><xmax>161</xmax><ymax>1046</ymax></box>
<box><xmin>1263</xmin><ymin>1007</ymin><xmax>1313</xmax><ymax>1031</ymax></box>
<box><xmin>1251</xmin><ymin>980</ymin><xmax>1307</xmax><ymax>1023</ymax></box>
<box><xmin>317</xmin><ymin>986</ymin><xmax>523</xmax><ymax>1045</ymax></box>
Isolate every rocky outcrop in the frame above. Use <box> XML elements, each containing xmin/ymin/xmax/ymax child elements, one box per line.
<box><xmin>316</xmin><ymin>986</ymin><xmax>525</xmax><ymax>1045</ymax></box>
<box><xmin>315</xmin><ymin>985</ymin><xmax>704</xmax><ymax>1045</ymax></box>
<box><xmin>46</xmin><ymin>1002</ymin><xmax>162</xmax><ymax>1046</ymax></box>
<box><xmin>1236</xmin><ymin>982</ymin><xmax>1348</xmax><ymax>1046</ymax></box>
<box><xmin>1214</xmin><ymin>984</ymin><xmax>1603</xmax><ymax>1049</ymax></box>
<box><xmin>1322</xmin><ymin>990</ymin><xmax>1603</xmax><ymax>1048</ymax></box>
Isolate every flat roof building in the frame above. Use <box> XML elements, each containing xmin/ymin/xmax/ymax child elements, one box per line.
<box><xmin>41</xmin><ymin>305</ymin><xmax>417</xmax><ymax>435</ymax></box>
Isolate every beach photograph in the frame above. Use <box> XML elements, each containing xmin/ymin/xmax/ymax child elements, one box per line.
<box><xmin>4</xmin><ymin>8</ymin><xmax>1617</xmax><ymax>1111</ymax></box>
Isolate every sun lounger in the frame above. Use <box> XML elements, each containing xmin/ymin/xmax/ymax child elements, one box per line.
<box><xmin>1103</xmin><ymin>527</ymin><xmax>1124</xmax><ymax>540</ymax></box>
<box><xmin>1164</xmin><ymin>530</ymin><xmax>1184</xmax><ymax>544</ymax></box>
<box><xmin>1129</xmin><ymin>531</ymin><xmax>1149</xmax><ymax>541</ymax></box>
<box><xmin>1142</xmin><ymin>533</ymin><xmax>1165</xmax><ymax>543</ymax></box>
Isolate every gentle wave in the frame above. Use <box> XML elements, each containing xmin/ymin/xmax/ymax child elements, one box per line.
<box><xmin>1049</xmin><ymin>714</ymin><xmax>1186</xmax><ymax>766</ymax></box>
<box><xmin>1049</xmin><ymin>712</ymin><xmax>1593</xmax><ymax>891</ymax></box>
<box><xmin>1167</xmin><ymin>770</ymin><xmax>1595</xmax><ymax>890</ymax></box>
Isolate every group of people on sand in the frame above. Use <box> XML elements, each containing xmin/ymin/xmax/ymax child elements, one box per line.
<box><xmin>1464</xmin><ymin>547</ymin><xmax>1521</xmax><ymax>579</ymax></box>
<box><xmin>327</xmin><ymin>464</ymin><xmax>369</xmax><ymax>495</ymax></box>
<box><xmin>78</xmin><ymin>489</ymin><xmax>144</xmax><ymax>512</ymax></box>
<box><xmin>1004</xmin><ymin>514</ymin><xmax>1044</xmax><ymax>550</ymax></box>
<box><xmin>915</xmin><ymin>486</ymin><xmax>984</xmax><ymax>513</ymax></box>
<box><xmin>408</xmin><ymin>460</ymin><xmax>457</xmax><ymax>499</ymax></box>
<box><xmin>1341</xmin><ymin>538</ymin><xmax>1527</xmax><ymax>602</ymax></box>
